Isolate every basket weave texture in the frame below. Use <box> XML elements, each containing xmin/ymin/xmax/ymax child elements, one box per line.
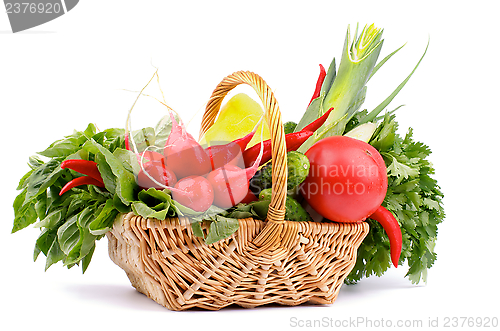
<box><xmin>107</xmin><ymin>71</ymin><xmax>370</xmax><ymax>310</ymax></box>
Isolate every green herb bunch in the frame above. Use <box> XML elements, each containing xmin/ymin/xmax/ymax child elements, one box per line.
<box><xmin>345</xmin><ymin>113</ymin><xmax>445</xmax><ymax>284</ymax></box>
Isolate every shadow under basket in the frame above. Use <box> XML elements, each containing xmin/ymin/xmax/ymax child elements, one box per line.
<box><xmin>106</xmin><ymin>70</ymin><xmax>370</xmax><ymax>311</ymax></box>
<box><xmin>107</xmin><ymin>213</ymin><xmax>369</xmax><ymax>311</ymax></box>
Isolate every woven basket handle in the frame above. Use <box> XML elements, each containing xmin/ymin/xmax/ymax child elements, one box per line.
<box><xmin>200</xmin><ymin>71</ymin><xmax>289</xmax><ymax>248</ymax></box>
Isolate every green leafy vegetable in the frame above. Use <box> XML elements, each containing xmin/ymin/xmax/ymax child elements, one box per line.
<box><xmin>13</xmin><ymin>116</ymin><xmax>245</xmax><ymax>272</ymax></box>
<box><xmin>204</xmin><ymin>216</ymin><xmax>240</xmax><ymax>245</ymax></box>
<box><xmin>12</xmin><ymin>125</ymin><xmax>128</xmax><ymax>272</ymax></box>
<box><xmin>345</xmin><ymin>113</ymin><xmax>445</xmax><ymax>284</ymax></box>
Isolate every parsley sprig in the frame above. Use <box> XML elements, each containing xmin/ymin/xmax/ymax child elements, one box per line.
<box><xmin>345</xmin><ymin>113</ymin><xmax>445</xmax><ymax>284</ymax></box>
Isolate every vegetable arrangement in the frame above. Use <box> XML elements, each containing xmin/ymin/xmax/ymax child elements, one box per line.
<box><xmin>12</xmin><ymin>23</ymin><xmax>443</xmax><ymax>286</ymax></box>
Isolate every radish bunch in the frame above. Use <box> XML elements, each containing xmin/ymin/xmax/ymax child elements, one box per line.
<box><xmin>132</xmin><ymin>111</ymin><xmax>263</xmax><ymax>212</ymax></box>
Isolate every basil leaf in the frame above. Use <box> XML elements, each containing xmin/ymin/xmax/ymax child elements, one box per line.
<box><xmin>34</xmin><ymin>192</ymin><xmax>47</xmax><ymax>220</ymax></box>
<box><xmin>84</xmin><ymin>139</ymin><xmax>137</xmax><ymax>205</ymax></box>
<box><xmin>17</xmin><ymin>169</ymin><xmax>34</xmax><ymax>190</ymax></box>
<box><xmin>45</xmin><ymin>239</ymin><xmax>65</xmax><ymax>271</ymax></box>
<box><xmin>39</xmin><ymin>128</ymin><xmax>90</xmax><ymax>158</ymax></box>
<box><xmin>95</xmin><ymin>153</ymin><xmax>116</xmax><ymax>194</ymax></box>
<box><xmin>81</xmin><ymin>244</ymin><xmax>95</xmax><ymax>274</ymax></box>
<box><xmin>190</xmin><ymin>205</ymin><xmax>227</xmax><ymax>223</ymax></box>
<box><xmin>113</xmin><ymin>148</ymin><xmax>140</xmax><ymax>175</ymax></box>
<box><xmin>25</xmin><ymin>159</ymin><xmax>64</xmax><ymax>201</ymax></box>
<box><xmin>132</xmin><ymin>127</ymin><xmax>156</xmax><ymax>152</ymax></box>
<box><xmin>88</xmin><ymin>200</ymin><xmax>118</xmax><ymax>235</ymax></box>
<box><xmin>28</xmin><ymin>155</ymin><xmax>44</xmax><ymax>169</ymax></box>
<box><xmin>65</xmin><ymin>206</ymin><xmax>99</xmax><ymax>266</ymax></box>
<box><xmin>107</xmin><ymin>135</ymin><xmax>125</xmax><ymax>153</ymax></box>
<box><xmin>34</xmin><ymin>207</ymin><xmax>66</xmax><ymax>229</ymax></box>
<box><xmin>191</xmin><ymin>222</ymin><xmax>204</xmax><ymax>238</ymax></box>
<box><xmin>137</xmin><ymin>188</ymin><xmax>171</xmax><ymax>207</ymax></box>
<box><xmin>113</xmin><ymin>193</ymin><xmax>131</xmax><ymax>213</ymax></box>
<box><xmin>83</xmin><ymin>123</ymin><xmax>98</xmax><ymax>138</ymax></box>
<box><xmin>172</xmin><ymin>200</ymin><xmax>203</xmax><ymax>217</ymax></box>
<box><xmin>204</xmin><ymin>216</ymin><xmax>239</xmax><ymax>245</ymax></box>
<box><xmin>103</xmin><ymin>128</ymin><xmax>125</xmax><ymax>140</ymax></box>
<box><xmin>57</xmin><ymin>214</ymin><xmax>80</xmax><ymax>255</ymax></box>
<box><xmin>131</xmin><ymin>201</ymin><xmax>168</xmax><ymax>220</ymax></box>
<box><xmin>12</xmin><ymin>189</ymin><xmax>38</xmax><ymax>233</ymax></box>
<box><xmin>33</xmin><ymin>243</ymin><xmax>41</xmax><ymax>262</ymax></box>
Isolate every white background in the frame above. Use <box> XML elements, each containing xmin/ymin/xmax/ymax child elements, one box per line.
<box><xmin>1</xmin><ymin>1</ymin><xmax>499</xmax><ymax>330</ymax></box>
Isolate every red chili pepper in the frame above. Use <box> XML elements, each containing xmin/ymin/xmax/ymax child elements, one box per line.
<box><xmin>59</xmin><ymin>176</ymin><xmax>106</xmax><ymax>196</ymax></box>
<box><xmin>61</xmin><ymin>159</ymin><xmax>104</xmax><ymax>183</ymax></box>
<box><xmin>303</xmin><ymin>107</ymin><xmax>333</xmax><ymax>132</ymax></box>
<box><xmin>368</xmin><ymin>206</ymin><xmax>402</xmax><ymax>268</ymax></box>
<box><xmin>205</xmin><ymin>130</ymin><xmax>256</xmax><ymax>170</ymax></box>
<box><xmin>240</xmin><ymin>187</ymin><xmax>258</xmax><ymax>204</ymax></box>
<box><xmin>309</xmin><ymin>64</ymin><xmax>326</xmax><ymax>106</ymax></box>
<box><xmin>242</xmin><ymin>108</ymin><xmax>333</xmax><ymax>168</ymax></box>
<box><xmin>242</xmin><ymin>131</ymin><xmax>313</xmax><ymax>168</ymax></box>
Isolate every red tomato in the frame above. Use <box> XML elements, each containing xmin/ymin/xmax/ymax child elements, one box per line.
<box><xmin>301</xmin><ymin>136</ymin><xmax>387</xmax><ymax>223</ymax></box>
<box><xmin>172</xmin><ymin>175</ymin><xmax>214</xmax><ymax>212</ymax></box>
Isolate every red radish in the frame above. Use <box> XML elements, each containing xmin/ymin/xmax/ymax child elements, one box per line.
<box><xmin>172</xmin><ymin>176</ymin><xmax>214</xmax><ymax>212</ymax></box>
<box><xmin>205</xmin><ymin>129</ymin><xmax>256</xmax><ymax>170</ymax></box>
<box><xmin>136</xmin><ymin>150</ymin><xmax>165</xmax><ymax>164</ymax></box>
<box><xmin>206</xmin><ymin>131</ymin><xmax>264</xmax><ymax>209</ymax></box>
<box><xmin>206</xmin><ymin>165</ymin><xmax>251</xmax><ymax>208</ymax></box>
<box><xmin>137</xmin><ymin>159</ymin><xmax>177</xmax><ymax>190</ymax></box>
<box><xmin>164</xmin><ymin>112</ymin><xmax>211</xmax><ymax>178</ymax></box>
<box><xmin>125</xmin><ymin>132</ymin><xmax>131</xmax><ymax>151</ymax></box>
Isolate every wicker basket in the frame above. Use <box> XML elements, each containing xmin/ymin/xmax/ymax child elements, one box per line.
<box><xmin>106</xmin><ymin>71</ymin><xmax>370</xmax><ymax>310</ymax></box>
